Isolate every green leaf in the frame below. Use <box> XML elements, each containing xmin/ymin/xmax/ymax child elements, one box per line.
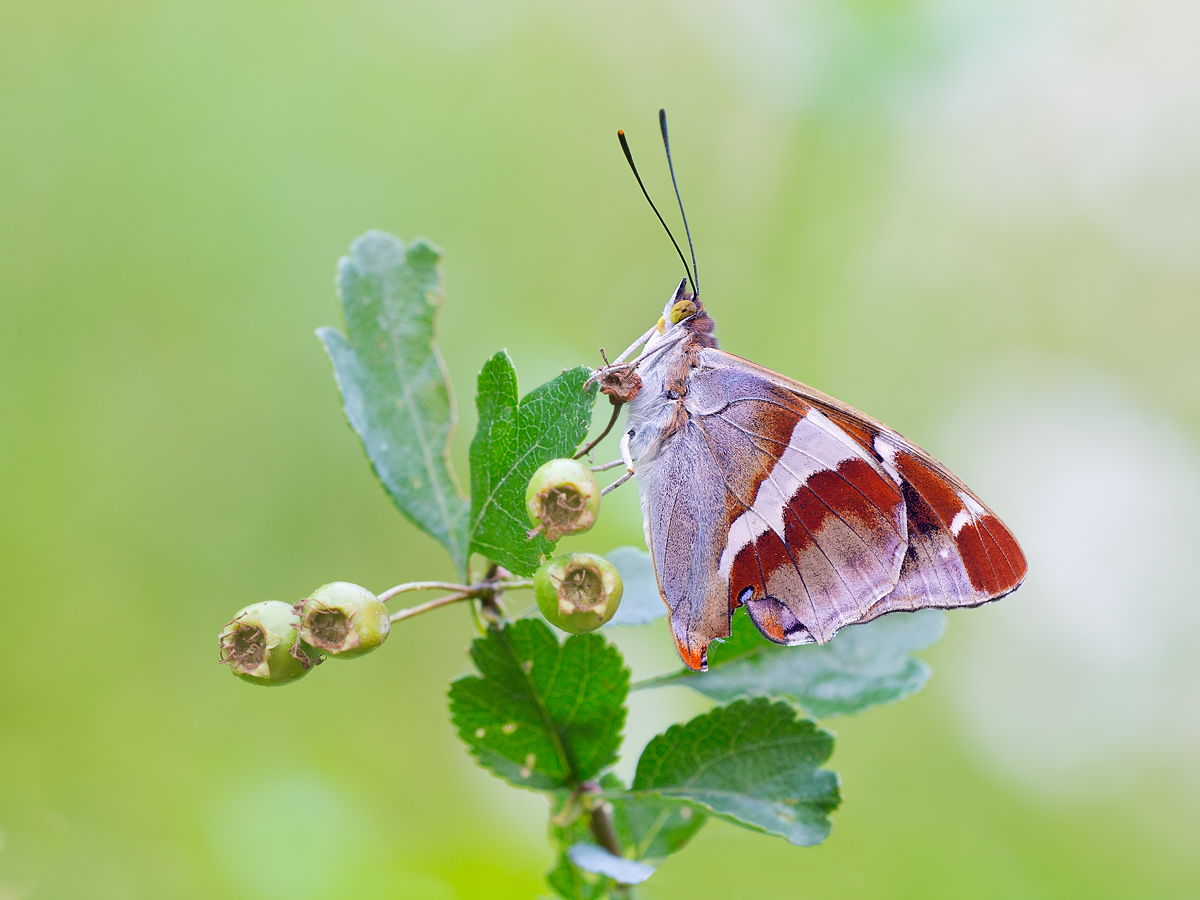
<box><xmin>318</xmin><ymin>231</ymin><xmax>469</xmax><ymax>572</ymax></box>
<box><xmin>448</xmin><ymin>618</ymin><xmax>628</xmax><ymax>790</ymax></box>
<box><xmin>644</xmin><ymin>608</ymin><xmax>946</xmax><ymax>718</ymax></box>
<box><xmin>603</xmin><ymin>773</ymin><xmax>706</xmax><ymax>862</ymax></box>
<box><xmin>628</xmin><ymin>698</ymin><xmax>840</xmax><ymax>846</ymax></box>
<box><xmin>468</xmin><ymin>352</ymin><xmax>598</xmax><ymax>575</ymax></box>
<box><xmin>604</xmin><ymin>547</ymin><xmax>667</xmax><ymax>627</ymax></box>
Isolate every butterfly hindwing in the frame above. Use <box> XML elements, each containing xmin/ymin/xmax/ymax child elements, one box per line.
<box><xmin>710</xmin><ymin>349</ymin><xmax>1028</xmax><ymax>624</ymax></box>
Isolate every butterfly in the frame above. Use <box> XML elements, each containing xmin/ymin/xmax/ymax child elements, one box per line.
<box><xmin>596</xmin><ymin>113</ymin><xmax>1027</xmax><ymax>671</ymax></box>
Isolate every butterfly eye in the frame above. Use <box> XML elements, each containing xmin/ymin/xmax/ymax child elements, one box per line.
<box><xmin>656</xmin><ymin>316</ymin><xmax>666</xmax><ymax>334</ymax></box>
<box><xmin>669</xmin><ymin>298</ymin><xmax>697</xmax><ymax>324</ymax></box>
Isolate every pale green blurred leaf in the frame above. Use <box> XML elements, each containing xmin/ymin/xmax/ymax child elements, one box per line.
<box><xmin>318</xmin><ymin>230</ymin><xmax>469</xmax><ymax>573</ymax></box>
<box><xmin>603</xmin><ymin>547</ymin><xmax>666</xmax><ymax>627</ymax></box>
<box><xmin>566</xmin><ymin>844</ymin><xmax>654</xmax><ymax>885</ymax></box>
<box><xmin>448</xmin><ymin>618</ymin><xmax>628</xmax><ymax>791</ymax></box>
<box><xmin>645</xmin><ymin>608</ymin><xmax>946</xmax><ymax>718</ymax></box>
<box><xmin>629</xmin><ymin>698</ymin><xmax>840</xmax><ymax>846</ymax></box>
<box><xmin>468</xmin><ymin>352</ymin><xmax>598</xmax><ymax>576</ymax></box>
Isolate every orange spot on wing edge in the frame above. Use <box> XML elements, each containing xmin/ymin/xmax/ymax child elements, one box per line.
<box><xmin>674</xmin><ymin>634</ymin><xmax>707</xmax><ymax>672</ymax></box>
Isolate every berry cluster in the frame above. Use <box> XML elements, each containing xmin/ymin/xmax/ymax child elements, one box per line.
<box><xmin>218</xmin><ymin>582</ymin><xmax>390</xmax><ymax>686</ymax></box>
<box><xmin>218</xmin><ymin>459</ymin><xmax>626</xmax><ymax>686</ymax></box>
<box><xmin>525</xmin><ymin>457</ymin><xmax>624</xmax><ymax>632</ymax></box>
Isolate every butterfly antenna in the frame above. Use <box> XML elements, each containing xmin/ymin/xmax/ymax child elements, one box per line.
<box><xmin>617</xmin><ymin>128</ymin><xmax>696</xmax><ymax>295</ymax></box>
<box><xmin>659</xmin><ymin>109</ymin><xmax>699</xmax><ymax>297</ymax></box>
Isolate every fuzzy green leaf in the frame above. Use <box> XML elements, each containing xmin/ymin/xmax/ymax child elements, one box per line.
<box><xmin>604</xmin><ymin>547</ymin><xmax>667</xmax><ymax>627</ymax></box>
<box><xmin>645</xmin><ymin>608</ymin><xmax>946</xmax><ymax>718</ymax></box>
<box><xmin>318</xmin><ymin>231</ymin><xmax>469</xmax><ymax>572</ymax></box>
<box><xmin>468</xmin><ymin>352</ymin><xmax>598</xmax><ymax>575</ymax></box>
<box><xmin>628</xmin><ymin>698</ymin><xmax>840</xmax><ymax>846</ymax></box>
<box><xmin>448</xmin><ymin>618</ymin><xmax>628</xmax><ymax>791</ymax></box>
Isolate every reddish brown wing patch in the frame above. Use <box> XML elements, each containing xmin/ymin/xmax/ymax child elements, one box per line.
<box><xmin>894</xmin><ymin>451</ymin><xmax>1025</xmax><ymax>596</ymax></box>
<box><xmin>812</xmin><ymin>402</ymin><xmax>1026</xmax><ymax>615</ymax></box>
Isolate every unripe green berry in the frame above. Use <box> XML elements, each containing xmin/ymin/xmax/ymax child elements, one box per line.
<box><xmin>297</xmin><ymin>582</ymin><xmax>390</xmax><ymax>659</ymax></box>
<box><xmin>534</xmin><ymin>552</ymin><xmax>624</xmax><ymax>634</ymax></box>
<box><xmin>219</xmin><ymin>600</ymin><xmax>318</xmax><ymax>686</ymax></box>
<box><xmin>525</xmin><ymin>458</ymin><xmax>601</xmax><ymax>543</ymax></box>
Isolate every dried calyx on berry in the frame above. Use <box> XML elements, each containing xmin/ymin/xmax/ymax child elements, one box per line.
<box><xmin>218</xmin><ymin>600</ymin><xmax>319</xmax><ymax>686</ymax></box>
<box><xmin>296</xmin><ymin>582</ymin><xmax>390</xmax><ymax>659</ymax></box>
<box><xmin>598</xmin><ymin>366</ymin><xmax>641</xmax><ymax>404</ymax></box>
<box><xmin>525</xmin><ymin>458</ymin><xmax>601</xmax><ymax>543</ymax></box>
<box><xmin>534</xmin><ymin>552</ymin><xmax>624</xmax><ymax>634</ymax></box>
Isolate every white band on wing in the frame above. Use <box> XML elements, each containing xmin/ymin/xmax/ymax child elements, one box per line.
<box><xmin>716</xmin><ymin>409</ymin><xmax>857</xmax><ymax>581</ymax></box>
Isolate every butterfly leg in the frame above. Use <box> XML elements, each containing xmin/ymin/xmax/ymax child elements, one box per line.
<box><xmin>600</xmin><ymin>430</ymin><xmax>637</xmax><ymax>496</ymax></box>
<box><xmin>611</xmin><ymin>323</ymin><xmax>660</xmax><ymax>366</ymax></box>
<box><xmin>584</xmin><ymin>323</ymin><xmax>659</xmax><ymax>391</ymax></box>
<box><xmin>590</xmin><ymin>459</ymin><xmax>626</xmax><ymax>472</ymax></box>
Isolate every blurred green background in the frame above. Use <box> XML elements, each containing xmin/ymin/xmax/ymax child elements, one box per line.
<box><xmin>3</xmin><ymin>0</ymin><xmax>1199</xmax><ymax>897</ymax></box>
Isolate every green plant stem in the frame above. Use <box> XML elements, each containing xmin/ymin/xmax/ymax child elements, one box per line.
<box><xmin>583</xmin><ymin>793</ymin><xmax>634</xmax><ymax>897</ymax></box>
<box><xmin>588</xmin><ymin>800</ymin><xmax>623</xmax><ymax>858</ymax></box>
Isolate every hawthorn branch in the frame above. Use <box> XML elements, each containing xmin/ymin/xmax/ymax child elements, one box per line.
<box><xmin>378</xmin><ymin>580</ymin><xmax>475</xmax><ymax>602</ymax></box>
<box><xmin>389</xmin><ymin>591</ymin><xmax>473</xmax><ymax>623</ymax></box>
<box><xmin>381</xmin><ymin>575</ymin><xmax>534</xmax><ymax>623</ymax></box>
<box><xmin>573</xmin><ymin>402</ymin><xmax>622</xmax><ymax>460</ymax></box>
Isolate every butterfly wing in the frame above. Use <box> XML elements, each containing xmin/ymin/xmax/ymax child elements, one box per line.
<box><xmin>633</xmin><ymin>350</ymin><xmax>913</xmax><ymax>669</ymax></box>
<box><xmin>707</xmin><ymin>349</ymin><xmax>1028</xmax><ymax>627</ymax></box>
<box><xmin>635</xmin><ymin>414</ymin><xmax>739</xmax><ymax>671</ymax></box>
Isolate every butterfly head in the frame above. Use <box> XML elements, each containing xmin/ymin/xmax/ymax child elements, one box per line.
<box><xmin>646</xmin><ymin>278</ymin><xmax>718</xmax><ymax>355</ymax></box>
